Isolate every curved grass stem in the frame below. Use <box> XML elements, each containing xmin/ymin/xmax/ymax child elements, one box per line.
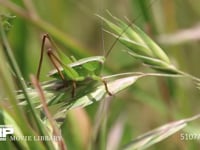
<box><xmin>175</xmin><ymin>69</ymin><xmax>200</xmax><ymax>82</ymax></box>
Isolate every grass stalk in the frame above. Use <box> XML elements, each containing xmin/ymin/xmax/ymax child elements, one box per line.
<box><xmin>30</xmin><ymin>75</ymin><xmax>67</xmax><ymax>150</ymax></box>
<box><xmin>0</xmin><ymin>23</ymin><xmax>53</xmax><ymax>150</ymax></box>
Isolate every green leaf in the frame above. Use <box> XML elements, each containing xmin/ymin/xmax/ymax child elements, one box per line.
<box><xmin>126</xmin><ymin>50</ymin><xmax>174</xmax><ymax>70</ymax></box>
<box><xmin>104</xmin><ymin>30</ymin><xmax>152</xmax><ymax>56</ymax></box>
<box><xmin>118</xmin><ymin>37</ymin><xmax>152</xmax><ymax>56</ymax></box>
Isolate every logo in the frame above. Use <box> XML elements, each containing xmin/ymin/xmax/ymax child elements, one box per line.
<box><xmin>0</xmin><ymin>125</ymin><xmax>14</xmax><ymax>141</ymax></box>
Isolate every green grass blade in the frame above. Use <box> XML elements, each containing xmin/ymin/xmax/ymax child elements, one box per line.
<box><xmin>0</xmin><ymin>23</ymin><xmax>54</xmax><ymax>150</ymax></box>
<box><xmin>106</xmin><ymin>11</ymin><xmax>145</xmax><ymax>44</ymax></box>
<box><xmin>130</xmin><ymin>23</ymin><xmax>170</xmax><ymax>63</ymax></box>
<box><xmin>126</xmin><ymin>50</ymin><xmax>176</xmax><ymax>72</ymax></box>
<box><xmin>104</xmin><ymin>30</ymin><xmax>152</xmax><ymax>56</ymax></box>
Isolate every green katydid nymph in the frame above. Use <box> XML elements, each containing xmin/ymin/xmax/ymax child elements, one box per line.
<box><xmin>36</xmin><ymin>34</ymin><xmax>112</xmax><ymax>97</ymax></box>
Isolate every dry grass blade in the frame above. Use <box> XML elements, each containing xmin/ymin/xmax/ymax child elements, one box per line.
<box><xmin>122</xmin><ymin>114</ymin><xmax>200</xmax><ymax>150</ymax></box>
<box><xmin>157</xmin><ymin>24</ymin><xmax>200</xmax><ymax>45</ymax></box>
<box><xmin>18</xmin><ymin>72</ymin><xmax>183</xmax><ymax>124</ymax></box>
<box><xmin>30</xmin><ymin>75</ymin><xmax>67</xmax><ymax>150</ymax></box>
<box><xmin>65</xmin><ymin>75</ymin><xmax>142</xmax><ymax>110</ymax></box>
<box><xmin>17</xmin><ymin>73</ymin><xmax>143</xmax><ymax>125</ymax></box>
<box><xmin>107</xmin><ymin>115</ymin><xmax>125</xmax><ymax>150</ymax></box>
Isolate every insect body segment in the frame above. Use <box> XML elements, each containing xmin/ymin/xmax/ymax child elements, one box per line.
<box><xmin>49</xmin><ymin>56</ymin><xmax>105</xmax><ymax>81</ymax></box>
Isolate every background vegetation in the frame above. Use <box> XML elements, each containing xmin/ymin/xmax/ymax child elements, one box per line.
<box><xmin>1</xmin><ymin>0</ymin><xmax>200</xmax><ymax>149</ymax></box>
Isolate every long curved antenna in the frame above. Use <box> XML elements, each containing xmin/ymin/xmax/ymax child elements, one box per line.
<box><xmin>105</xmin><ymin>0</ymin><xmax>158</xmax><ymax>58</ymax></box>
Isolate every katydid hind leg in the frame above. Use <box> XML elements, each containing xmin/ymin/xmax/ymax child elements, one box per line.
<box><xmin>36</xmin><ymin>34</ymin><xmax>49</xmax><ymax>80</ymax></box>
<box><xmin>47</xmin><ymin>48</ymin><xmax>65</xmax><ymax>80</ymax></box>
<box><xmin>39</xmin><ymin>45</ymin><xmax>79</xmax><ymax>98</ymax></box>
<box><xmin>36</xmin><ymin>34</ymin><xmax>79</xmax><ymax>98</ymax></box>
<box><xmin>47</xmin><ymin>48</ymin><xmax>80</xmax><ymax>98</ymax></box>
<box><xmin>37</xmin><ymin>34</ymin><xmax>64</xmax><ymax>80</ymax></box>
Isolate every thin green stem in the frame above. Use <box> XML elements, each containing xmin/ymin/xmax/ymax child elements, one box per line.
<box><xmin>103</xmin><ymin>72</ymin><xmax>183</xmax><ymax>79</ymax></box>
<box><xmin>0</xmin><ymin>23</ymin><xmax>53</xmax><ymax>150</ymax></box>
<box><xmin>175</xmin><ymin>69</ymin><xmax>200</xmax><ymax>82</ymax></box>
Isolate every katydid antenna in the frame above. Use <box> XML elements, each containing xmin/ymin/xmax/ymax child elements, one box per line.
<box><xmin>105</xmin><ymin>0</ymin><xmax>159</xmax><ymax>58</ymax></box>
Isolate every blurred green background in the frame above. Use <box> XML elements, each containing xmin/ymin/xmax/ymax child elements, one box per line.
<box><xmin>1</xmin><ymin>0</ymin><xmax>200</xmax><ymax>149</ymax></box>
